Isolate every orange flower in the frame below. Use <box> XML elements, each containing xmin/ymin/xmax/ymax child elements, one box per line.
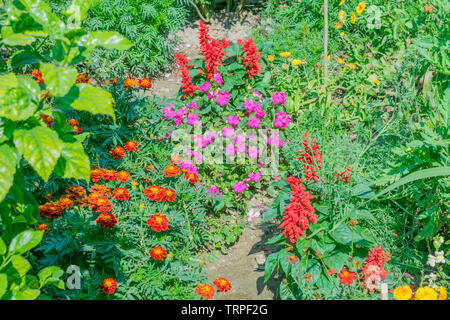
<box><xmin>96</xmin><ymin>212</ymin><xmax>117</xmax><ymax>228</ymax></box>
<box><xmin>67</xmin><ymin>119</ymin><xmax>82</xmax><ymax>134</ymax></box>
<box><xmin>76</xmin><ymin>73</ymin><xmax>91</xmax><ymax>84</ymax></box>
<box><xmin>267</xmin><ymin>55</ymin><xmax>275</xmax><ymax>62</ymax></box>
<box><xmin>112</xmin><ymin>187</ymin><xmax>130</xmax><ymax>201</ymax></box>
<box><xmin>287</xmin><ymin>254</ymin><xmax>298</xmax><ymax>264</ymax></box>
<box><xmin>185</xmin><ymin>172</ymin><xmax>198</xmax><ymax>184</ymax></box>
<box><xmin>32</xmin><ymin>69</ymin><xmax>44</xmax><ymax>84</ymax></box>
<box><xmin>57</xmin><ymin>196</ymin><xmax>74</xmax><ymax>210</ymax></box>
<box><xmin>213</xmin><ymin>277</ymin><xmax>231</xmax><ymax>293</ymax></box>
<box><xmin>346</xmin><ymin>62</ymin><xmax>356</xmax><ymax>70</ymax></box>
<box><xmin>90</xmin><ymin>169</ymin><xmax>101</xmax><ymax>182</ymax></box>
<box><xmin>122</xmin><ymin>77</ymin><xmax>139</xmax><ymax>90</ymax></box>
<box><xmin>195</xmin><ymin>284</ymin><xmax>215</xmax><ymax>300</ymax></box>
<box><xmin>96</xmin><ymin>196</ymin><xmax>113</xmax><ymax>212</ymax></box>
<box><xmin>109</xmin><ymin>146</ymin><xmax>125</xmax><ymax>159</ymax></box>
<box><xmin>115</xmin><ymin>170</ymin><xmax>131</xmax><ymax>183</ymax></box>
<box><xmin>65</xmin><ymin>186</ymin><xmax>87</xmax><ymax>200</ymax></box>
<box><xmin>100</xmin><ymin>278</ymin><xmax>118</xmax><ymax>294</ymax></box>
<box><xmin>170</xmin><ymin>155</ymin><xmax>183</xmax><ymax>164</ymax></box>
<box><xmin>124</xmin><ymin>141</ymin><xmax>138</xmax><ymax>152</ymax></box>
<box><xmin>150</xmin><ymin>246</ymin><xmax>167</xmax><ymax>260</ymax></box>
<box><xmin>90</xmin><ymin>184</ymin><xmax>111</xmax><ymax>196</ymax></box>
<box><xmin>139</xmin><ymin>78</ymin><xmax>152</xmax><ymax>89</ymax></box>
<box><xmin>338</xmin><ymin>268</ymin><xmax>356</xmax><ymax>286</ymax></box>
<box><xmin>110</xmin><ymin>77</ymin><xmax>119</xmax><ymax>85</ymax></box>
<box><xmin>163</xmin><ymin>164</ymin><xmax>180</xmax><ymax>177</ymax></box>
<box><xmin>305</xmin><ymin>273</ymin><xmax>313</xmax><ymax>283</ymax></box>
<box><xmin>144</xmin><ymin>186</ymin><xmax>164</xmax><ymax>201</ymax></box>
<box><xmin>36</xmin><ymin>223</ymin><xmax>49</xmax><ymax>234</ymax></box>
<box><xmin>39</xmin><ymin>202</ymin><xmax>62</xmax><ymax>219</ymax></box>
<box><xmin>40</xmin><ymin>113</ymin><xmax>54</xmax><ymax>128</ymax></box>
<box><xmin>164</xmin><ymin>188</ymin><xmax>176</xmax><ymax>202</ymax></box>
<box><xmin>146</xmin><ymin>213</ymin><xmax>170</xmax><ymax>232</ymax></box>
<box><xmin>100</xmin><ymin>169</ymin><xmax>116</xmax><ymax>181</ymax></box>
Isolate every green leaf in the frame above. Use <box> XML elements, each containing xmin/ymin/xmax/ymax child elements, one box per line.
<box><xmin>58</xmin><ymin>142</ymin><xmax>90</xmax><ymax>181</ymax></box>
<box><xmin>0</xmin><ymin>144</ymin><xmax>18</xmax><ymax>202</ymax></box>
<box><xmin>62</xmin><ymin>0</ymin><xmax>98</xmax><ymax>25</ymax></box>
<box><xmin>79</xmin><ymin>31</ymin><xmax>133</xmax><ymax>50</ymax></box>
<box><xmin>19</xmin><ymin>0</ymin><xmax>65</xmax><ymax>39</ymax></box>
<box><xmin>8</xmin><ymin>255</ymin><xmax>31</xmax><ymax>277</ymax></box>
<box><xmin>12</xmin><ymin>288</ymin><xmax>40</xmax><ymax>300</ymax></box>
<box><xmin>14</xmin><ymin>126</ymin><xmax>63</xmax><ymax>181</ymax></box>
<box><xmin>66</xmin><ymin>84</ymin><xmax>115</xmax><ymax>120</ymax></box>
<box><xmin>261</xmin><ymin>207</ymin><xmax>279</xmax><ymax>222</ymax></box>
<box><xmin>279</xmin><ymin>281</ymin><xmax>296</xmax><ymax>300</ymax></box>
<box><xmin>0</xmin><ymin>87</ymin><xmax>37</xmax><ymax>121</ymax></box>
<box><xmin>2</xmin><ymin>33</ymin><xmax>36</xmax><ymax>46</ymax></box>
<box><xmin>0</xmin><ymin>274</ymin><xmax>7</xmax><ymax>298</ymax></box>
<box><xmin>323</xmin><ymin>251</ymin><xmax>348</xmax><ymax>272</ymax></box>
<box><xmin>264</xmin><ymin>252</ymin><xmax>278</xmax><ymax>283</ymax></box>
<box><xmin>38</xmin><ymin>266</ymin><xmax>64</xmax><ymax>289</ymax></box>
<box><xmin>0</xmin><ymin>73</ymin><xmax>18</xmax><ymax>96</ymax></box>
<box><xmin>330</xmin><ymin>224</ymin><xmax>354</xmax><ymax>246</ymax></box>
<box><xmin>9</xmin><ymin>230</ymin><xmax>43</xmax><ymax>255</ymax></box>
<box><xmin>10</xmin><ymin>50</ymin><xmax>42</xmax><ymax>68</ymax></box>
<box><xmin>372</xmin><ymin>167</ymin><xmax>450</xmax><ymax>200</ymax></box>
<box><xmin>40</xmin><ymin>63</ymin><xmax>77</xmax><ymax>97</ymax></box>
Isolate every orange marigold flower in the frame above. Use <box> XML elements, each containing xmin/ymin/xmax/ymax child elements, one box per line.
<box><xmin>40</xmin><ymin>113</ymin><xmax>54</xmax><ymax>128</ymax></box>
<box><xmin>146</xmin><ymin>213</ymin><xmax>170</xmax><ymax>232</ymax></box>
<box><xmin>124</xmin><ymin>141</ymin><xmax>138</xmax><ymax>151</ymax></box>
<box><xmin>100</xmin><ymin>168</ymin><xmax>116</xmax><ymax>181</ymax></box>
<box><xmin>96</xmin><ymin>196</ymin><xmax>113</xmax><ymax>212</ymax></box>
<box><xmin>195</xmin><ymin>284</ymin><xmax>215</xmax><ymax>300</ymax></box>
<box><xmin>100</xmin><ymin>278</ymin><xmax>118</xmax><ymax>294</ymax></box>
<box><xmin>185</xmin><ymin>172</ymin><xmax>198</xmax><ymax>184</ymax></box>
<box><xmin>36</xmin><ymin>223</ymin><xmax>49</xmax><ymax>234</ymax></box>
<box><xmin>90</xmin><ymin>184</ymin><xmax>111</xmax><ymax>197</ymax></box>
<box><xmin>112</xmin><ymin>187</ymin><xmax>130</xmax><ymax>201</ymax></box>
<box><xmin>90</xmin><ymin>169</ymin><xmax>101</xmax><ymax>182</ymax></box>
<box><xmin>109</xmin><ymin>146</ymin><xmax>125</xmax><ymax>159</ymax></box>
<box><xmin>32</xmin><ymin>69</ymin><xmax>44</xmax><ymax>84</ymax></box>
<box><xmin>122</xmin><ymin>77</ymin><xmax>139</xmax><ymax>90</ymax></box>
<box><xmin>213</xmin><ymin>277</ymin><xmax>231</xmax><ymax>293</ymax></box>
<box><xmin>144</xmin><ymin>186</ymin><xmax>164</xmax><ymax>201</ymax></box>
<box><xmin>115</xmin><ymin>170</ymin><xmax>131</xmax><ymax>183</ymax></box>
<box><xmin>139</xmin><ymin>78</ymin><xmax>152</xmax><ymax>89</ymax></box>
<box><xmin>110</xmin><ymin>77</ymin><xmax>119</xmax><ymax>85</ymax></box>
<box><xmin>76</xmin><ymin>73</ymin><xmax>91</xmax><ymax>84</ymax></box>
<box><xmin>338</xmin><ymin>268</ymin><xmax>356</xmax><ymax>286</ymax></box>
<box><xmin>57</xmin><ymin>196</ymin><xmax>74</xmax><ymax>210</ymax></box>
<box><xmin>150</xmin><ymin>246</ymin><xmax>167</xmax><ymax>260</ymax></box>
<box><xmin>170</xmin><ymin>155</ymin><xmax>183</xmax><ymax>164</ymax></box>
<box><xmin>267</xmin><ymin>55</ymin><xmax>275</xmax><ymax>62</ymax></box>
<box><xmin>96</xmin><ymin>212</ymin><xmax>117</xmax><ymax>228</ymax></box>
<box><xmin>164</xmin><ymin>188</ymin><xmax>176</xmax><ymax>202</ymax></box>
<box><xmin>163</xmin><ymin>164</ymin><xmax>180</xmax><ymax>177</ymax></box>
<box><xmin>39</xmin><ymin>202</ymin><xmax>63</xmax><ymax>219</ymax></box>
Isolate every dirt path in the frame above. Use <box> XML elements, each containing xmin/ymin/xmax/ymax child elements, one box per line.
<box><xmin>148</xmin><ymin>10</ymin><xmax>280</xmax><ymax>300</ymax></box>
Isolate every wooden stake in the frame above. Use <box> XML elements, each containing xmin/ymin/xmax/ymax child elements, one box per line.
<box><xmin>323</xmin><ymin>0</ymin><xmax>329</xmax><ymax>89</ymax></box>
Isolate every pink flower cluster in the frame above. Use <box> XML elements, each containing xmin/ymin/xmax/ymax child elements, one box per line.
<box><xmin>273</xmin><ymin>112</ymin><xmax>291</xmax><ymax>129</ymax></box>
<box><xmin>272</xmin><ymin>92</ymin><xmax>286</xmax><ymax>105</ymax></box>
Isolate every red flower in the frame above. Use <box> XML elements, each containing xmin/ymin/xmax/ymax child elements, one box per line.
<box><xmin>296</xmin><ymin>131</ymin><xmax>323</xmax><ymax>182</ymax></box>
<box><xmin>213</xmin><ymin>277</ymin><xmax>231</xmax><ymax>293</ymax></box>
<box><xmin>279</xmin><ymin>177</ymin><xmax>318</xmax><ymax>244</ymax></box>
<box><xmin>338</xmin><ymin>268</ymin><xmax>356</xmax><ymax>286</ymax></box>
<box><xmin>163</xmin><ymin>164</ymin><xmax>180</xmax><ymax>177</ymax></box>
<box><xmin>96</xmin><ymin>212</ymin><xmax>117</xmax><ymax>228</ymax></box>
<box><xmin>115</xmin><ymin>170</ymin><xmax>131</xmax><ymax>183</ymax></box>
<box><xmin>334</xmin><ymin>167</ymin><xmax>353</xmax><ymax>183</ymax></box>
<box><xmin>57</xmin><ymin>196</ymin><xmax>74</xmax><ymax>210</ymax></box>
<box><xmin>76</xmin><ymin>73</ymin><xmax>91</xmax><ymax>84</ymax></box>
<box><xmin>112</xmin><ymin>187</ymin><xmax>130</xmax><ymax>201</ymax></box>
<box><xmin>237</xmin><ymin>38</ymin><xmax>263</xmax><ymax>79</ymax></box>
<box><xmin>124</xmin><ymin>141</ymin><xmax>138</xmax><ymax>152</ymax></box>
<box><xmin>90</xmin><ymin>169</ymin><xmax>101</xmax><ymax>182</ymax></box>
<box><xmin>139</xmin><ymin>78</ymin><xmax>152</xmax><ymax>89</ymax></box>
<box><xmin>100</xmin><ymin>169</ymin><xmax>116</xmax><ymax>181</ymax></box>
<box><xmin>144</xmin><ymin>186</ymin><xmax>176</xmax><ymax>202</ymax></box>
<box><xmin>100</xmin><ymin>278</ymin><xmax>118</xmax><ymax>294</ymax></box>
<box><xmin>146</xmin><ymin>213</ymin><xmax>170</xmax><ymax>232</ymax></box>
<box><xmin>150</xmin><ymin>246</ymin><xmax>167</xmax><ymax>260</ymax></box>
<box><xmin>89</xmin><ymin>194</ymin><xmax>113</xmax><ymax>212</ymax></box>
<box><xmin>90</xmin><ymin>184</ymin><xmax>111</xmax><ymax>196</ymax></box>
<box><xmin>32</xmin><ymin>69</ymin><xmax>44</xmax><ymax>84</ymax></box>
<box><xmin>40</xmin><ymin>113</ymin><xmax>54</xmax><ymax>128</ymax></box>
<box><xmin>198</xmin><ymin>21</ymin><xmax>229</xmax><ymax>79</ymax></box>
<box><xmin>195</xmin><ymin>284</ymin><xmax>215</xmax><ymax>300</ymax></box>
<box><xmin>164</xmin><ymin>188</ymin><xmax>176</xmax><ymax>202</ymax></box>
<box><xmin>109</xmin><ymin>146</ymin><xmax>125</xmax><ymax>159</ymax></box>
<box><xmin>36</xmin><ymin>223</ymin><xmax>49</xmax><ymax>234</ymax></box>
<box><xmin>39</xmin><ymin>202</ymin><xmax>62</xmax><ymax>219</ymax></box>
<box><xmin>185</xmin><ymin>172</ymin><xmax>198</xmax><ymax>184</ymax></box>
<box><xmin>175</xmin><ymin>53</ymin><xmax>198</xmax><ymax>98</ymax></box>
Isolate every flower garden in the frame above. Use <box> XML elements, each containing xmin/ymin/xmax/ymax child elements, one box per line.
<box><xmin>0</xmin><ymin>0</ymin><xmax>448</xmax><ymax>301</ymax></box>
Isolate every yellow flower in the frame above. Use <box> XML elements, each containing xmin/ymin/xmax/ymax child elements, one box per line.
<box><xmin>167</xmin><ymin>253</ymin><xmax>173</xmax><ymax>259</ymax></box>
<box><xmin>340</xmin><ymin>32</ymin><xmax>346</xmax><ymax>37</ymax></box>
<box><xmin>347</xmin><ymin>62</ymin><xmax>356</xmax><ymax>70</ymax></box>
<box><xmin>327</xmin><ymin>55</ymin><xmax>330</xmax><ymax>62</ymax></box>
<box><xmin>369</xmin><ymin>76</ymin><xmax>380</xmax><ymax>85</ymax></box>
<box><xmin>339</xmin><ymin>0</ymin><xmax>345</xmax><ymax>6</ymax></box>
<box><xmin>426</xmin><ymin>121</ymin><xmax>434</xmax><ymax>130</ymax></box>
<box><xmin>338</xmin><ymin>10</ymin><xmax>346</xmax><ymax>23</ymax></box>
<box><xmin>436</xmin><ymin>286</ymin><xmax>447</xmax><ymax>300</ymax></box>
<box><xmin>292</xmin><ymin>59</ymin><xmax>306</xmax><ymax>66</ymax></box>
<box><xmin>415</xmin><ymin>286</ymin><xmax>438</xmax><ymax>300</ymax></box>
<box><xmin>131</xmin><ymin>180</ymin><xmax>138</xmax><ymax>186</ymax></box>
<box><xmin>356</xmin><ymin>2</ymin><xmax>366</xmax><ymax>15</ymax></box>
<box><xmin>351</xmin><ymin>13</ymin><xmax>356</xmax><ymax>24</ymax></box>
<box><xmin>405</xmin><ymin>147</ymin><xmax>412</xmax><ymax>153</ymax></box>
<box><xmin>280</xmin><ymin>52</ymin><xmax>291</xmax><ymax>58</ymax></box>
<box><xmin>268</xmin><ymin>55</ymin><xmax>275</xmax><ymax>62</ymax></box>
<box><xmin>342</xmin><ymin>67</ymin><xmax>346</xmax><ymax>73</ymax></box>
<box><xmin>393</xmin><ymin>286</ymin><xmax>413</xmax><ymax>300</ymax></box>
<box><xmin>337</xmin><ymin>57</ymin><xmax>345</xmax><ymax>65</ymax></box>
<box><xmin>139</xmin><ymin>203</ymin><xmax>145</xmax><ymax>210</ymax></box>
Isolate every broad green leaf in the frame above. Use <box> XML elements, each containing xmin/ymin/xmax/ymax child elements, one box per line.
<box><xmin>9</xmin><ymin>230</ymin><xmax>43</xmax><ymax>255</ymax></box>
<box><xmin>19</xmin><ymin>0</ymin><xmax>65</xmax><ymax>39</ymax></box>
<box><xmin>0</xmin><ymin>73</ymin><xmax>18</xmax><ymax>95</ymax></box>
<box><xmin>330</xmin><ymin>224</ymin><xmax>354</xmax><ymax>246</ymax></box>
<box><xmin>63</xmin><ymin>0</ymin><xmax>98</xmax><ymax>26</ymax></box>
<box><xmin>372</xmin><ymin>167</ymin><xmax>450</xmax><ymax>200</ymax></box>
<box><xmin>0</xmin><ymin>237</ymin><xmax>6</xmax><ymax>255</ymax></box>
<box><xmin>13</xmin><ymin>126</ymin><xmax>63</xmax><ymax>181</ymax></box>
<box><xmin>261</xmin><ymin>207</ymin><xmax>279</xmax><ymax>222</ymax></box>
<box><xmin>40</xmin><ymin>63</ymin><xmax>77</xmax><ymax>97</ymax></box>
<box><xmin>2</xmin><ymin>33</ymin><xmax>36</xmax><ymax>46</ymax></box>
<box><xmin>323</xmin><ymin>251</ymin><xmax>348</xmax><ymax>272</ymax></box>
<box><xmin>9</xmin><ymin>255</ymin><xmax>31</xmax><ymax>277</ymax></box>
<box><xmin>264</xmin><ymin>252</ymin><xmax>278</xmax><ymax>283</ymax></box>
<box><xmin>279</xmin><ymin>281</ymin><xmax>296</xmax><ymax>300</ymax></box>
<box><xmin>0</xmin><ymin>274</ymin><xmax>7</xmax><ymax>298</ymax></box>
<box><xmin>68</xmin><ymin>84</ymin><xmax>115</xmax><ymax>120</ymax></box>
<box><xmin>59</xmin><ymin>142</ymin><xmax>90</xmax><ymax>180</ymax></box>
<box><xmin>17</xmin><ymin>75</ymin><xmax>41</xmax><ymax>102</ymax></box>
<box><xmin>79</xmin><ymin>31</ymin><xmax>133</xmax><ymax>50</ymax></box>
<box><xmin>0</xmin><ymin>86</ymin><xmax>37</xmax><ymax>121</ymax></box>
<box><xmin>0</xmin><ymin>144</ymin><xmax>18</xmax><ymax>202</ymax></box>
<box><xmin>306</xmin><ymin>260</ymin><xmax>322</xmax><ymax>285</ymax></box>
<box><xmin>10</xmin><ymin>50</ymin><xmax>42</xmax><ymax>68</ymax></box>
<box><xmin>38</xmin><ymin>266</ymin><xmax>64</xmax><ymax>289</ymax></box>
<box><xmin>12</xmin><ymin>288</ymin><xmax>40</xmax><ymax>300</ymax></box>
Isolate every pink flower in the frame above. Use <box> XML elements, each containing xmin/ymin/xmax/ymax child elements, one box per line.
<box><xmin>273</xmin><ymin>112</ymin><xmax>291</xmax><ymax>129</ymax></box>
<box><xmin>228</xmin><ymin>115</ymin><xmax>240</xmax><ymax>126</ymax></box>
<box><xmin>187</xmin><ymin>102</ymin><xmax>198</xmax><ymax>109</ymax></box>
<box><xmin>163</xmin><ymin>104</ymin><xmax>176</xmax><ymax>119</ymax></box>
<box><xmin>246</xmin><ymin>172</ymin><xmax>261</xmax><ymax>182</ymax></box>
<box><xmin>213</xmin><ymin>73</ymin><xmax>223</xmax><ymax>85</ymax></box>
<box><xmin>244</xmin><ymin>100</ymin><xmax>260</xmax><ymax>113</ymax></box>
<box><xmin>272</xmin><ymin>92</ymin><xmax>286</xmax><ymax>105</ymax></box>
<box><xmin>248</xmin><ymin>146</ymin><xmax>259</xmax><ymax>159</ymax></box>
<box><xmin>225</xmin><ymin>144</ymin><xmax>236</xmax><ymax>156</ymax></box>
<box><xmin>199</xmin><ymin>82</ymin><xmax>211</xmax><ymax>92</ymax></box>
<box><xmin>215</xmin><ymin>91</ymin><xmax>230</xmax><ymax>107</ymax></box>
<box><xmin>236</xmin><ymin>143</ymin><xmax>247</xmax><ymax>153</ymax></box>
<box><xmin>186</xmin><ymin>113</ymin><xmax>199</xmax><ymax>126</ymax></box>
<box><xmin>208</xmin><ymin>90</ymin><xmax>216</xmax><ymax>99</ymax></box>
<box><xmin>247</xmin><ymin>116</ymin><xmax>261</xmax><ymax>128</ymax></box>
<box><xmin>247</xmin><ymin>135</ymin><xmax>257</xmax><ymax>141</ymax></box>
<box><xmin>206</xmin><ymin>185</ymin><xmax>222</xmax><ymax>198</ymax></box>
<box><xmin>223</xmin><ymin>126</ymin><xmax>235</xmax><ymax>137</ymax></box>
<box><xmin>255</xmin><ymin>107</ymin><xmax>266</xmax><ymax>118</ymax></box>
<box><xmin>233</xmin><ymin>181</ymin><xmax>247</xmax><ymax>193</ymax></box>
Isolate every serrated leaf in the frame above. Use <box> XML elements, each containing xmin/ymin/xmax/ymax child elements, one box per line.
<box><xmin>40</xmin><ymin>63</ymin><xmax>77</xmax><ymax>97</ymax></box>
<box><xmin>59</xmin><ymin>142</ymin><xmax>90</xmax><ymax>181</ymax></box>
<box><xmin>66</xmin><ymin>84</ymin><xmax>115</xmax><ymax>120</ymax></box>
<box><xmin>14</xmin><ymin>126</ymin><xmax>63</xmax><ymax>181</ymax></box>
<box><xmin>0</xmin><ymin>87</ymin><xmax>37</xmax><ymax>121</ymax></box>
<box><xmin>9</xmin><ymin>230</ymin><xmax>43</xmax><ymax>255</ymax></box>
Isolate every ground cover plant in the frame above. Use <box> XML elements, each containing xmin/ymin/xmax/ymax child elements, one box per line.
<box><xmin>0</xmin><ymin>0</ymin><xmax>448</xmax><ymax>301</ymax></box>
